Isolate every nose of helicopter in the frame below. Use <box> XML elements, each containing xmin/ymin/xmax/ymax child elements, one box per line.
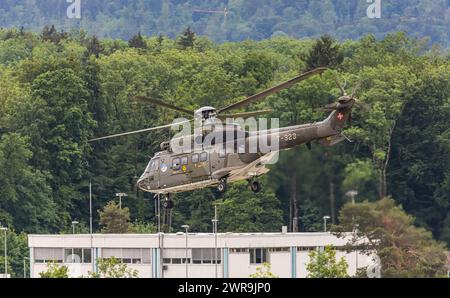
<box><xmin>136</xmin><ymin>173</ymin><xmax>152</xmax><ymax>192</ymax></box>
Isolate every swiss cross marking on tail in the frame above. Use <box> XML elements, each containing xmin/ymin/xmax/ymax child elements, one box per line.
<box><xmin>337</xmin><ymin>112</ymin><xmax>344</xmax><ymax>120</ymax></box>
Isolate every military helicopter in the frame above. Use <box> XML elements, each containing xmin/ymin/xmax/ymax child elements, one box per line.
<box><xmin>90</xmin><ymin>67</ymin><xmax>361</xmax><ymax>209</ymax></box>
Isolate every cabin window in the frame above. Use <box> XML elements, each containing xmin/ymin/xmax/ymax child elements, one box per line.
<box><xmin>172</xmin><ymin>158</ymin><xmax>181</xmax><ymax>170</ymax></box>
<box><xmin>181</xmin><ymin>156</ymin><xmax>188</xmax><ymax>165</ymax></box>
<box><xmin>192</xmin><ymin>154</ymin><xmax>199</xmax><ymax>164</ymax></box>
<box><xmin>200</xmin><ymin>152</ymin><xmax>208</xmax><ymax>162</ymax></box>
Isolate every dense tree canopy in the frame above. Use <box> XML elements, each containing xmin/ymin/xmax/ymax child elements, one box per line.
<box><xmin>0</xmin><ymin>26</ymin><xmax>448</xmax><ymax>278</ymax></box>
<box><xmin>0</xmin><ymin>1</ymin><xmax>448</xmax><ymax>46</ymax></box>
<box><xmin>333</xmin><ymin>198</ymin><xmax>448</xmax><ymax>277</ymax></box>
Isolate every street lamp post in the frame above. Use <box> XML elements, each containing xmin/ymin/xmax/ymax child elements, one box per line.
<box><xmin>212</xmin><ymin>201</ymin><xmax>224</xmax><ymax>278</ymax></box>
<box><xmin>23</xmin><ymin>257</ymin><xmax>29</xmax><ymax>278</ymax></box>
<box><xmin>71</xmin><ymin>221</ymin><xmax>79</xmax><ymax>234</ymax></box>
<box><xmin>115</xmin><ymin>192</ymin><xmax>128</xmax><ymax>209</ymax></box>
<box><xmin>181</xmin><ymin>225</ymin><xmax>189</xmax><ymax>278</ymax></box>
<box><xmin>115</xmin><ymin>193</ymin><xmax>127</xmax><ymax>232</ymax></box>
<box><xmin>323</xmin><ymin>216</ymin><xmax>331</xmax><ymax>232</ymax></box>
<box><xmin>0</xmin><ymin>227</ymin><xmax>7</xmax><ymax>277</ymax></box>
<box><xmin>212</xmin><ymin>219</ymin><xmax>218</xmax><ymax>278</ymax></box>
<box><xmin>345</xmin><ymin>190</ymin><xmax>358</xmax><ymax>205</ymax></box>
<box><xmin>89</xmin><ymin>181</ymin><xmax>93</xmax><ymax>234</ymax></box>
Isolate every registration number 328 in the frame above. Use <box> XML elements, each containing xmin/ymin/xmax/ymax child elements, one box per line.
<box><xmin>282</xmin><ymin>132</ymin><xmax>297</xmax><ymax>141</ymax></box>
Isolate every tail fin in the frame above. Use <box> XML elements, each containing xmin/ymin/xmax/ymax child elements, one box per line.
<box><xmin>327</xmin><ymin>107</ymin><xmax>352</xmax><ymax>133</ymax></box>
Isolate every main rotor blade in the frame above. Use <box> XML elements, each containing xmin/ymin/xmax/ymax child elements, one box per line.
<box><xmin>334</xmin><ymin>77</ymin><xmax>346</xmax><ymax>96</ymax></box>
<box><xmin>135</xmin><ymin>96</ymin><xmax>193</xmax><ymax>115</ymax></box>
<box><xmin>88</xmin><ymin>119</ymin><xmax>192</xmax><ymax>142</ymax></box>
<box><xmin>350</xmin><ymin>82</ymin><xmax>361</xmax><ymax>98</ymax></box>
<box><xmin>217</xmin><ymin>109</ymin><xmax>273</xmax><ymax>119</ymax></box>
<box><xmin>218</xmin><ymin>67</ymin><xmax>327</xmax><ymax>114</ymax></box>
<box><xmin>354</xmin><ymin>99</ymin><xmax>371</xmax><ymax>112</ymax></box>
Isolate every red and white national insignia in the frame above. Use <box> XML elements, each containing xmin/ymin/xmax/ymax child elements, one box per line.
<box><xmin>337</xmin><ymin>112</ymin><xmax>344</xmax><ymax>120</ymax></box>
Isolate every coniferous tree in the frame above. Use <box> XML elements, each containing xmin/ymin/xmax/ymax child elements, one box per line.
<box><xmin>99</xmin><ymin>201</ymin><xmax>132</xmax><ymax>233</ymax></box>
<box><xmin>41</xmin><ymin>25</ymin><xmax>67</xmax><ymax>44</ymax></box>
<box><xmin>85</xmin><ymin>35</ymin><xmax>103</xmax><ymax>58</ymax></box>
<box><xmin>177</xmin><ymin>27</ymin><xmax>196</xmax><ymax>49</ymax></box>
<box><xmin>305</xmin><ymin>34</ymin><xmax>343</xmax><ymax>70</ymax></box>
<box><xmin>128</xmin><ymin>32</ymin><xmax>147</xmax><ymax>49</ymax></box>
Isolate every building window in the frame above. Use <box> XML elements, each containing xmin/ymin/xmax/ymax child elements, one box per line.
<box><xmin>268</xmin><ymin>247</ymin><xmax>290</xmax><ymax>252</ymax></box>
<box><xmin>192</xmin><ymin>154</ymin><xmax>199</xmax><ymax>164</ymax></box>
<box><xmin>200</xmin><ymin>152</ymin><xmax>208</xmax><ymax>162</ymax></box>
<box><xmin>83</xmin><ymin>248</ymin><xmax>92</xmax><ymax>263</ymax></box>
<box><xmin>192</xmin><ymin>248</ymin><xmax>221</xmax><ymax>264</ymax></box>
<box><xmin>297</xmin><ymin>247</ymin><xmax>316</xmax><ymax>252</ymax></box>
<box><xmin>230</xmin><ymin>248</ymin><xmax>249</xmax><ymax>253</ymax></box>
<box><xmin>63</xmin><ymin>248</ymin><xmax>91</xmax><ymax>263</ymax></box>
<box><xmin>163</xmin><ymin>258</ymin><xmax>190</xmax><ymax>264</ymax></box>
<box><xmin>34</xmin><ymin>248</ymin><xmax>63</xmax><ymax>263</ymax></box>
<box><xmin>102</xmin><ymin>248</ymin><xmax>151</xmax><ymax>264</ymax></box>
<box><xmin>249</xmin><ymin>248</ymin><xmax>268</xmax><ymax>264</ymax></box>
<box><xmin>172</xmin><ymin>158</ymin><xmax>181</xmax><ymax>170</ymax></box>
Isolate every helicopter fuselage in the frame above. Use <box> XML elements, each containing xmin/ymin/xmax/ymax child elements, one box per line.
<box><xmin>136</xmin><ymin>106</ymin><xmax>352</xmax><ymax>194</ymax></box>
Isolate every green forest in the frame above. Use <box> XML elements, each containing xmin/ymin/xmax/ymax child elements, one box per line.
<box><xmin>0</xmin><ymin>0</ymin><xmax>449</xmax><ymax>46</ymax></box>
<box><xmin>0</xmin><ymin>24</ymin><xmax>449</xmax><ymax>276</ymax></box>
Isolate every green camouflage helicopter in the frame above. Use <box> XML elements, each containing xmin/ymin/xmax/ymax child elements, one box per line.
<box><xmin>90</xmin><ymin>67</ymin><xmax>362</xmax><ymax>209</ymax></box>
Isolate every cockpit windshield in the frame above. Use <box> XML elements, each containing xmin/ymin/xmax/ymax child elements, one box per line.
<box><xmin>144</xmin><ymin>158</ymin><xmax>160</xmax><ymax>174</ymax></box>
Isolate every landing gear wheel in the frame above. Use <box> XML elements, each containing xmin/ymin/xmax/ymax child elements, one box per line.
<box><xmin>250</xmin><ymin>180</ymin><xmax>262</xmax><ymax>193</ymax></box>
<box><xmin>217</xmin><ymin>179</ymin><xmax>227</xmax><ymax>193</ymax></box>
<box><xmin>162</xmin><ymin>195</ymin><xmax>174</xmax><ymax>209</ymax></box>
<box><xmin>162</xmin><ymin>199</ymin><xmax>174</xmax><ymax>209</ymax></box>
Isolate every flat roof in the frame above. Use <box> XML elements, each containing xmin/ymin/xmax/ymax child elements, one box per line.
<box><xmin>28</xmin><ymin>232</ymin><xmax>361</xmax><ymax>249</ymax></box>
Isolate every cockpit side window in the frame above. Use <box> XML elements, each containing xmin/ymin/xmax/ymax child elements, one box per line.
<box><xmin>152</xmin><ymin>158</ymin><xmax>160</xmax><ymax>172</ymax></box>
<box><xmin>145</xmin><ymin>160</ymin><xmax>154</xmax><ymax>174</ymax></box>
<box><xmin>145</xmin><ymin>158</ymin><xmax>160</xmax><ymax>174</ymax></box>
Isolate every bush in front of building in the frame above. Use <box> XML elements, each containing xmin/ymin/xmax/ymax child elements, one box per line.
<box><xmin>39</xmin><ymin>261</ymin><xmax>69</xmax><ymax>278</ymax></box>
<box><xmin>88</xmin><ymin>257</ymin><xmax>138</xmax><ymax>278</ymax></box>
<box><xmin>306</xmin><ymin>246</ymin><xmax>349</xmax><ymax>278</ymax></box>
<box><xmin>249</xmin><ymin>262</ymin><xmax>278</xmax><ymax>278</ymax></box>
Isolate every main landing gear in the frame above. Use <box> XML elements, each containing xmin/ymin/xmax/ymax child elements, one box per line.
<box><xmin>155</xmin><ymin>193</ymin><xmax>174</xmax><ymax>233</ymax></box>
<box><xmin>248</xmin><ymin>179</ymin><xmax>262</xmax><ymax>193</ymax></box>
<box><xmin>216</xmin><ymin>177</ymin><xmax>262</xmax><ymax>194</ymax></box>
<box><xmin>217</xmin><ymin>178</ymin><xmax>227</xmax><ymax>193</ymax></box>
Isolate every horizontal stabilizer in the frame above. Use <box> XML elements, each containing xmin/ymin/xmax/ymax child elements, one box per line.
<box><xmin>318</xmin><ymin>135</ymin><xmax>346</xmax><ymax>147</ymax></box>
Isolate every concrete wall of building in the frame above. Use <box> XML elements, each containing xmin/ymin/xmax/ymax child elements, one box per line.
<box><xmin>28</xmin><ymin>232</ymin><xmax>369</xmax><ymax>278</ymax></box>
<box><xmin>228</xmin><ymin>252</ymin><xmax>250</xmax><ymax>277</ymax></box>
<box><xmin>268</xmin><ymin>252</ymin><xmax>291</xmax><ymax>278</ymax></box>
<box><xmin>297</xmin><ymin>251</ymin><xmax>311</xmax><ymax>278</ymax></box>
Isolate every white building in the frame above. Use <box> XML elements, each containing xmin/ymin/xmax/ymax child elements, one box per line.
<box><xmin>28</xmin><ymin>232</ymin><xmax>370</xmax><ymax>278</ymax></box>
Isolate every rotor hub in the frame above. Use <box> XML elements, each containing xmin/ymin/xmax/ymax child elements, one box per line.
<box><xmin>194</xmin><ymin>106</ymin><xmax>217</xmax><ymax>120</ymax></box>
